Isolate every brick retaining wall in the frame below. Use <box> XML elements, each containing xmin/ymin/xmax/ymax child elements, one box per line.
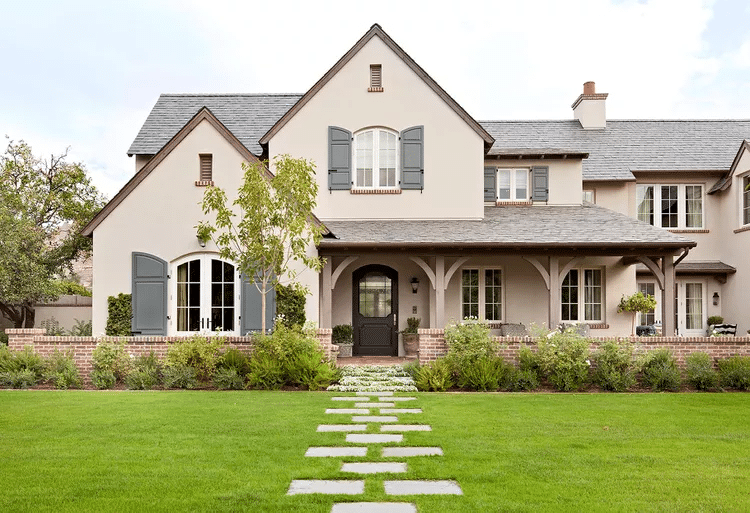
<box><xmin>6</xmin><ymin>328</ymin><xmax>337</xmax><ymax>381</ymax></box>
<box><xmin>417</xmin><ymin>328</ymin><xmax>750</xmax><ymax>367</ymax></box>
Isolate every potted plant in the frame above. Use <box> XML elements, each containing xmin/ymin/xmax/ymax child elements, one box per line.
<box><xmin>332</xmin><ymin>324</ymin><xmax>353</xmax><ymax>358</ymax></box>
<box><xmin>707</xmin><ymin>315</ymin><xmax>724</xmax><ymax>336</ymax></box>
<box><xmin>401</xmin><ymin>317</ymin><xmax>421</xmax><ymax>356</ymax></box>
<box><xmin>618</xmin><ymin>292</ymin><xmax>657</xmax><ymax>336</ymax></box>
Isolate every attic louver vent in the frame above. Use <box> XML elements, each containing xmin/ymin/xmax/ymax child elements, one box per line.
<box><xmin>369</xmin><ymin>64</ymin><xmax>383</xmax><ymax>92</ymax></box>
<box><xmin>196</xmin><ymin>154</ymin><xmax>213</xmax><ymax>186</ymax></box>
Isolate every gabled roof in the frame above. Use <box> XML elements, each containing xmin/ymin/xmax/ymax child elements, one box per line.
<box><xmin>84</xmin><ymin>107</ymin><xmax>266</xmax><ymax>237</ymax></box>
<box><xmin>320</xmin><ymin>204</ymin><xmax>695</xmax><ymax>254</ymax></box>
<box><xmin>128</xmin><ymin>94</ymin><xmax>301</xmax><ymax>156</ymax></box>
<box><xmin>708</xmin><ymin>139</ymin><xmax>750</xmax><ymax>193</ymax></box>
<box><xmin>258</xmin><ymin>24</ymin><xmax>495</xmax><ymax>150</ymax></box>
<box><xmin>482</xmin><ymin>120</ymin><xmax>750</xmax><ymax>181</ymax></box>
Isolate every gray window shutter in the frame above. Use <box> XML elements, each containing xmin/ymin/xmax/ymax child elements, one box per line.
<box><xmin>240</xmin><ymin>275</ymin><xmax>276</xmax><ymax>335</ymax></box>
<box><xmin>131</xmin><ymin>252</ymin><xmax>168</xmax><ymax>335</ymax></box>
<box><xmin>328</xmin><ymin>126</ymin><xmax>352</xmax><ymax>190</ymax></box>
<box><xmin>400</xmin><ymin>126</ymin><xmax>424</xmax><ymax>190</ymax></box>
<box><xmin>532</xmin><ymin>166</ymin><xmax>549</xmax><ymax>202</ymax></box>
<box><xmin>484</xmin><ymin>167</ymin><xmax>496</xmax><ymax>202</ymax></box>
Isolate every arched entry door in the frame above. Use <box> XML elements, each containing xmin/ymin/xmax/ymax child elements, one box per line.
<box><xmin>352</xmin><ymin>265</ymin><xmax>398</xmax><ymax>356</ymax></box>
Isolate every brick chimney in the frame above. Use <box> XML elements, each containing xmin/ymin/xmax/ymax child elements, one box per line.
<box><xmin>572</xmin><ymin>81</ymin><xmax>608</xmax><ymax>129</ymax></box>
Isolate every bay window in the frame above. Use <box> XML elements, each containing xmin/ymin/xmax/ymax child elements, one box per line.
<box><xmin>636</xmin><ymin>184</ymin><xmax>704</xmax><ymax>229</ymax></box>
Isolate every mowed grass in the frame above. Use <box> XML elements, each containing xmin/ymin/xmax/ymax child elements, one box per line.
<box><xmin>1</xmin><ymin>392</ymin><xmax>749</xmax><ymax>512</ymax></box>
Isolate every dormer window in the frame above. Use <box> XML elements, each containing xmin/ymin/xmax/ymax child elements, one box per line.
<box><xmin>498</xmin><ymin>168</ymin><xmax>529</xmax><ymax>201</ymax></box>
<box><xmin>369</xmin><ymin>64</ymin><xmax>383</xmax><ymax>92</ymax></box>
<box><xmin>354</xmin><ymin>128</ymin><xmax>397</xmax><ymax>189</ymax></box>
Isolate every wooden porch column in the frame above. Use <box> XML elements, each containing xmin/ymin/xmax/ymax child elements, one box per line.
<box><xmin>662</xmin><ymin>255</ymin><xmax>676</xmax><ymax>336</ymax></box>
<box><xmin>435</xmin><ymin>256</ymin><xmax>445</xmax><ymax>328</ymax></box>
<box><xmin>320</xmin><ymin>258</ymin><xmax>332</xmax><ymax>329</ymax></box>
<box><xmin>548</xmin><ymin>256</ymin><xmax>561</xmax><ymax>329</ymax></box>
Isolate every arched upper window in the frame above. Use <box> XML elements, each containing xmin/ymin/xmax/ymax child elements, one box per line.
<box><xmin>354</xmin><ymin>128</ymin><xmax>398</xmax><ymax>189</ymax></box>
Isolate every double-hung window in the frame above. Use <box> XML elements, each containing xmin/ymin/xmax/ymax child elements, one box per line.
<box><xmin>461</xmin><ymin>268</ymin><xmax>503</xmax><ymax>321</ymax></box>
<box><xmin>742</xmin><ymin>175</ymin><xmax>750</xmax><ymax>226</ymax></box>
<box><xmin>636</xmin><ymin>184</ymin><xmax>704</xmax><ymax>229</ymax></box>
<box><xmin>561</xmin><ymin>268</ymin><xmax>603</xmax><ymax>322</ymax></box>
<box><xmin>354</xmin><ymin>128</ymin><xmax>398</xmax><ymax>189</ymax></box>
<box><xmin>498</xmin><ymin>168</ymin><xmax>529</xmax><ymax>201</ymax></box>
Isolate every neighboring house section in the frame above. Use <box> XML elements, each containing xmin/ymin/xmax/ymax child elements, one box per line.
<box><xmin>83</xmin><ymin>24</ymin><xmax>750</xmax><ymax>351</ymax></box>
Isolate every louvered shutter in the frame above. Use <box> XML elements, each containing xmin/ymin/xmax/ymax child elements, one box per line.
<box><xmin>131</xmin><ymin>252</ymin><xmax>168</xmax><ymax>335</ymax></box>
<box><xmin>531</xmin><ymin>166</ymin><xmax>549</xmax><ymax>202</ymax></box>
<box><xmin>484</xmin><ymin>167</ymin><xmax>497</xmax><ymax>202</ymax></box>
<box><xmin>328</xmin><ymin>126</ymin><xmax>352</xmax><ymax>190</ymax></box>
<box><xmin>400</xmin><ymin>126</ymin><xmax>424</xmax><ymax>190</ymax></box>
<box><xmin>199</xmin><ymin>154</ymin><xmax>212</xmax><ymax>181</ymax></box>
<box><xmin>240</xmin><ymin>275</ymin><xmax>276</xmax><ymax>335</ymax></box>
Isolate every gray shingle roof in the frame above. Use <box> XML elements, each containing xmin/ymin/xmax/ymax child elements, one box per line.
<box><xmin>320</xmin><ymin>205</ymin><xmax>694</xmax><ymax>249</ymax></box>
<box><xmin>480</xmin><ymin>120</ymin><xmax>750</xmax><ymax>181</ymax></box>
<box><xmin>127</xmin><ymin>94</ymin><xmax>302</xmax><ymax>156</ymax></box>
<box><xmin>636</xmin><ymin>261</ymin><xmax>736</xmax><ymax>275</ymax></box>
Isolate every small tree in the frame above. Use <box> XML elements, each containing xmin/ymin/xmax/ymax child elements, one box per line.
<box><xmin>196</xmin><ymin>155</ymin><xmax>324</xmax><ymax>333</ymax></box>
<box><xmin>618</xmin><ymin>291</ymin><xmax>657</xmax><ymax>335</ymax></box>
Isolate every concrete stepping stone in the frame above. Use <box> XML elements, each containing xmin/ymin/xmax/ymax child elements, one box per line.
<box><xmin>346</xmin><ymin>433</ymin><xmax>403</xmax><ymax>444</ymax></box>
<box><xmin>317</xmin><ymin>424</ymin><xmax>367</xmax><ymax>432</ymax></box>
<box><xmin>352</xmin><ymin>415</ymin><xmax>398</xmax><ymax>423</ymax></box>
<box><xmin>379</xmin><ymin>408</ymin><xmax>422</xmax><ymax>414</ymax></box>
<box><xmin>341</xmin><ymin>462</ymin><xmax>407</xmax><ymax>474</ymax></box>
<box><xmin>381</xmin><ymin>424</ymin><xmax>432</xmax><ymax>432</ymax></box>
<box><xmin>354</xmin><ymin>402</ymin><xmax>389</xmax><ymax>408</ymax></box>
<box><xmin>380</xmin><ymin>397</ymin><xmax>416</xmax><ymax>401</ymax></box>
<box><xmin>305</xmin><ymin>447</ymin><xmax>368</xmax><ymax>457</ymax></box>
<box><xmin>332</xmin><ymin>396</ymin><xmax>369</xmax><ymax>401</ymax></box>
<box><xmin>384</xmin><ymin>480</ymin><xmax>463</xmax><ymax>495</ymax></box>
<box><xmin>356</xmin><ymin>391</ymin><xmax>393</xmax><ymax>396</ymax></box>
<box><xmin>287</xmin><ymin>479</ymin><xmax>364</xmax><ymax>495</ymax></box>
<box><xmin>331</xmin><ymin>503</ymin><xmax>416</xmax><ymax>513</ymax></box>
<box><xmin>326</xmin><ymin>408</ymin><xmax>370</xmax><ymax>414</ymax></box>
<box><xmin>382</xmin><ymin>447</ymin><xmax>443</xmax><ymax>457</ymax></box>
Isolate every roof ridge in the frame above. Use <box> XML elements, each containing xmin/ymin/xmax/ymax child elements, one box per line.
<box><xmin>159</xmin><ymin>93</ymin><xmax>303</xmax><ymax>98</ymax></box>
<box><xmin>480</xmin><ymin>118</ymin><xmax>750</xmax><ymax>123</ymax></box>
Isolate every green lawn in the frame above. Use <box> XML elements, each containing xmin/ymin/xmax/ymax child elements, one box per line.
<box><xmin>1</xmin><ymin>391</ymin><xmax>749</xmax><ymax>512</ymax></box>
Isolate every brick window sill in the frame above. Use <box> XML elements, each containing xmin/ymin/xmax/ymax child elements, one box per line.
<box><xmin>351</xmin><ymin>189</ymin><xmax>401</xmax><ymax>195</ymax></box>
<box><xmin>734</xmin><ymin>225</ymin><xmax>750</xmax><ymax>234</ymax></box>
<box><xmin>367</xmin><ymin>87</ymin><xmax>384</xmax><ymax>92</ymax></box>
<box><xmin>667</xmin><ymin>229</ymin><xmax>708</xmax><ymax>233</ymax></box>
<box><xmin>195</xmin><ymin>180</ymin><xmax>214</xmax><ymax>187</ymax></box>
<box><xmin>496</xmin><ymin>200</ymin><xmax>533</xmax><ymax>206</ymax></box>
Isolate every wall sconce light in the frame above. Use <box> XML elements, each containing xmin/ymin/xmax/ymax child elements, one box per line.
<box><xmin>713</xmin><ymin>292</ymin><xmax>719</xmax><ymax>306</ymax></box>
<box><xmin>197</xmin><ymin>235</ymin><xmax>206</xmax><ymax>248</ymax></box>
<box><xmin>410</xmin><ymin>277</ymin><xmax>419</xmax><ymax>294</ymax></box>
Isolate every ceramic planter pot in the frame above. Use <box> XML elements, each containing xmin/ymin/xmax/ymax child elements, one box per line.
<box><xmin>338</xmin><ymin>343</ymin><xmax>353</xmax><ymax>358</ymax></box>
<box><xmin>402</xmin><ymin>333</ymin><xmax>419</xmax><ymax>356</ymax></box>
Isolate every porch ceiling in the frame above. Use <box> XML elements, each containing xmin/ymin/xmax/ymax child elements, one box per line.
<box><xmin>319</xmin><ymin>205</ymin><xmax>696</xmax><ymax>256</ymax></box>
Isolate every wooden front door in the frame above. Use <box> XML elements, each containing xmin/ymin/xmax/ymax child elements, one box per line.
<box><xmin>353</xmin><ymin>265</ymin><xmax>398</xmax><ymax>356</ymax></box>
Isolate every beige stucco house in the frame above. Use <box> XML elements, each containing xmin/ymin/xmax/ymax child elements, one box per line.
<box><xmin>82</xmin><ymin>24</ymin><xmax>750</xmax><ymax>355</ymax></box>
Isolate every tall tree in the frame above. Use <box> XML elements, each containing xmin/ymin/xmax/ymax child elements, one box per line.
<box><xmin>0</xmin><ymin>138</ymin><xmax>105</xmax><ymax>327</ymax></box>
<box><xmin>196</xmin><ymin>155</ymin><xmax>325</xmax><ymax>333</ymax></box>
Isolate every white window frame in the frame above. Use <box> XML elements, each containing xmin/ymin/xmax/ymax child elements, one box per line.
<box><xmin>636</xmin><ymin>183</ymin><xmax>705</xmax><ymax>229</ymax></box>
<box><xmin>637</xmin><ymin>281</ymin><xmax>660</xmax><ymax>326</ymax></box>
<box><xmin>353</xmin><ymin>127</ymin><xmax>399</xmax><ymax>190</ymax></box>
<box><xmin>740</xmin><ymin>173</ymin><xmax>750</xmax><ymax>227</ymax></box>
<box><xmin>497</xmin><ymin>168</ymin><xmax>530</xmax><ymax>201</ymax></box>
<box><xmin>582</xmin><ymin>189</ymin><xmax>595</xmax><ymax>204</ymax></box>
<box><xmin>561</xmin><ymin>268</ymin><xmax>604</xmax><ymax>323</ymax></box>
<box><xmin>676</xmin><ymin>278</ymin><xmax>706</xmax><ymax>337</ymax></box>
<box><xmin>460</xmin><ymin>267</ymin><xmax>504</xmax><ymax>322</ymax></box>
<box><xmin>170</xmin><ymin>254</ymin><xmax>240</xmax><ymax>336</ymax></box>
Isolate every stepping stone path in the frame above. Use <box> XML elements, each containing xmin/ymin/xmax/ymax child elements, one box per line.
<box><xmin>287</xmin><ymin>365</ymin><xmax>462</xmax><ymax>511</ymax></box>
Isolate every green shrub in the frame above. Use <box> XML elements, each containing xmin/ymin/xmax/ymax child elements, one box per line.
<box><xmin>444</xmin><ymin>320</ymin><xmax>496</xmax><ymax>368</ymax></box>
<box><xmin>0</xmin><ymin>369</ymin><xmax>37</xmax><ymax>389</ymax></box>
<box><xmin>44</xmin><ymin>351</ymin><xmax>82</xmax><ymax>389</ymax></box>
<box><xmin>92</xmin><ymin>340</ymin><xmax>130</xmax><ymax>381</ymax></box>
<box><xmin>162</xmin><ymin>365</ymin><xmax>198</xmax><ymax>389</ymax></box>
<box><xmin>415</xmin><ymin>358</ymin><xmax>455</xmax><ymax>392</ymax></box>
<box><xmin>275</xmin><ymin>283</ymin><xmax>306</xmax><ymax>329</ymax></box>
<box><xmin>286</xmin><ymin>352</ymin><xmax>340</xmax><ymax>391</ymax></box>
<box><xmin>685</xmin><ymin>352</ymin><xmax>718</xmax><ymax>391</ymax></box>
<box><xmin>0</xmin><ymin>332</ymin><xmax>8</xmax><ymax>346</ymax></box>
<box><xmin>125</xmin><ymin>352</ymin><xmax>161</xmax><ymax>390</ymax></box>
<box><xmin>106</xmin><ymin>293</ymin><xmax>132</xmax><ymax>336</ymax></box>
<box><xmin>402</xmin><ymin>360</ymin><xmax>421</xmax><ymax>380</ymax></box>
<box><xmin>506</xmin><ymin>367</ymin><xmax>540</xmax><ymax>391</ymax></box>
<box><xmin>707</xmin><ymin>315</ymin><xmax>724</xmax><ymax>326</ymax></box>
<box><xmin>90</xmin><ymin>369</ymin><xmax>116</xmax><ymax>390</ymax></box>
<box><xmin>40</xmin><ymin>317</ymin><xmax>66</xmax><ymax>336</ymax></box>
<box><xmin>640</xmin><ymin>349</ymin><xmax>681</xmax><ymax>391</ymax></box>
<box><xmin>246</xmin><ymin>352</ymin><xmax>285</xmax><ymax>390</ymax></box>
<box><xmin>518</xmin><ymin>346</ymin><xmax>540</xmax><ymax>376</ymax></box>
<box><xmin>536</xmin><ymin>328</ymin><xmax>591</xmax><ymax>391</ymax></box>
<box><xmin>458</xmin><ymin>356</ymin><xmax>510</xmax><ymax>391</ymax></box>
<box><xmin>69</xmin><ymin>319</ymin><xmax>92</xmax><ymax>337</ymax></box>
<box><xmin>0</xmin><ymin>346</ymin><xmax>46</xmax><ymax>381</ymax></box>
<box><xmin>332</xmin><ymin>324</ymin><xmax>353</xmax><ymax>345</ymax></box>
<box><xmin>213</xmin><ymin>368</ymin><xmax>245</xmax><ymax>390</ymax></box>
<box><xmin>219</xmin><ymin>347</ymin><xmax>250</xmax><ymax>375</ymax></box>
<box><xmin>165</xmin><ymin>335</ymin><xmax>225</xmax><ymax>381</ymax></box>
<box><xmin>717</xmin><ymin>355</ymin><xmax>750</xmax><ymax>390</ymax></box>
<box><xmin>592</xmin><ymin>340</ymin><xmax>639</xmax><ymax>392</ymax></box>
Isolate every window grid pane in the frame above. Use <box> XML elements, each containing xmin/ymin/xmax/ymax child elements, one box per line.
<box><xmin>637</xmin><ymin>185</ymin><xmax>654</xmax><ymax>225</ymax></box>
<box><xmin>638</xmin><ymin>283</ymin><xmax>656</xmax><ymax>326</ymax></box>
<box><xmin>359</xmin><ymin>273</ymin><xmax>392</xmax><ymax>318</ymax></box>
<box><xmin>177</xmin><ymin>260</ymin><xmax>201</xmax><ymax>332</ymax></box>
<box><xmin>484</xmin><ymin>269</ymin><xmax>502</xmax><ymax>321</ymax></box>
<box><xmin>743</xmin><ymin>176</ymin><xmax>750</xmax><ymax>226</ymax></box>
<box><xmin>498</xmin><ymin>170</ymin><xmax>510</xmax><ymax>200</ymax></box>
<box><xmin>561</xmin><ymin>270</ymin><xmax>579</xmax><ymax>321</ymax></box>
<box><xmin>583</xmin><ymin>269</ymin><xmax>602</xmax><ymax>321</ymax></box>
<box><xmin>462</xmin><ymin>269</ymin><xmax>479</xmax><ymax>319</ymax></box>
<box><xmin>514</xmin><ymin>169</ymin><xmax>527</xmax><ymax>200</ymax></box>
<box><xmin>685</xmin><ymin>283</ymin><xmax>703</xmax><ymax>330</ymax></box>
<box><xmin>661</xmin><ymin>185</ymin><xmax>678</xmax><ymax>228</ymax></box>
<box><xmin>685</xmin><ymin>185</ymin><xmax>703</xmax><ymax>228</ymax></box>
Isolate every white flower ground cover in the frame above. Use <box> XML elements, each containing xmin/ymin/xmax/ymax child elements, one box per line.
<box><xmin>327</xmin><ymin>365</ymin><xmax>418</xmax><ymax>392</ymax></box>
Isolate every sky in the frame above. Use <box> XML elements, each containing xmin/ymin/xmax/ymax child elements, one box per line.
<box><xmin>2</xmin><ymin>0</ymin><xmax>750</xmax><ymax>199</ymax></box>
